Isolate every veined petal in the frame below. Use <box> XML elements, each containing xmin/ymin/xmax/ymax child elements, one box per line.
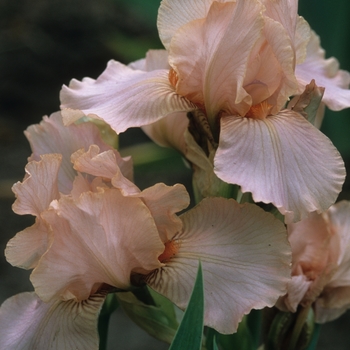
<box><xmin>146</xmin><ymin>198</ymin><xmax>291</xmax><ymax>334</ymax></box>
<box><xmin>25</xmin><ymin>112</ymin><xmax>132</xmax><ymax>193</ymax></box>
<box><xmin>169</xmin><ymin>0</ymin><xmax>264</xmax><ymax>117</ymax></box>
<box><xmin>295</xmin><ymin>31</ymin><xmax>350</xmax><ymax>111</ymax></box>
<box><xmin>157</xmin><ymin>0</ymin><xmax>217</xmax><ymax>49</ymax></box>
<box><xmin>71</xmin><ymin>145</ymin><xmax>139</xmax><ymax>195</ymax></box>
<box><xmin>142</xmin><ymin>112</ymin><xmax>188</xmax><ymax>152</ymax></box>
<box><xmin>31</xmin><ymin>189</ymin><xmax>163</xmax><ymax>302</ymax></box>
<box><xmin>60</xmin><ymin>61</ymin><xmax>196</xmax><ymax>133</ymax></box>
<box><xmin>0</xmin><ymin>292</ymin><xmax>105</xmax><ymax>350</ymax></box>
<box><xmin>5</xmin><ymin>219</ymin><xmax>52</xmax><ymax>270</ymax></box>
<box><xmin>129</xmin><ymin>49</ymin><xmax>170</xmax><ymax>71</ymax></box>
<box><xmin>135</xmin><ymin>183</ymin><xmax>190</xmax><ymax>242</ymax></box>
<box><xmin>12</xmin><ymin>154</ymin><xmax>61</xmax><ymax>216</ymax></box>
<box><xmin>215</xmin><ymin>110</ymin><xmax>345</xmax><ymax>222</ymax></box>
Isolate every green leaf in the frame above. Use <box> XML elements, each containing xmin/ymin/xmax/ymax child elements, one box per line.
<box><xmin>117</xmin><ymin>290</ymin><xmax>178</xmax><ymax>344</ymax></box>
<box><xmin>169</xmin><ymin>261</ymin><xmax>204</xmax><ymax>350</ymax></box>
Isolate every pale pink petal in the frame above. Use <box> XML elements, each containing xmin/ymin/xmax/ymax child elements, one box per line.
<box><xmin>71</xmin><ymin>145</ymin><xmax>139</xmax><ymax>195</ymax></box>
<box><xmin>129</xmin><ymin>50</ymin><xmax>170</xmax><ymax>71</ymax></box>
<box><xmin>142</xmin><ymin>112</ymin><xmax>188</xmax><ymax>152</ymax></box>
<box><xmin>31</xmin><ymin>189</ymin><xmax>163</xmax><ymax>302</ymax></box>
<box><xmin>277</xmin><ymin>275</ymin><xmax>312</xmax><ymax>313</ymax></box>
<box><xmin>262</xmin><ymin>17</ymin><xmax>298</xmax><ymax>112</ymax></box>
<box><xmin>327</xmin><ymin>201</ymin><xmax>350</xmax><ymax>287</ymax></box>
<box><xmin>26</xmin><ymin>111</ymin><xmax>132</xmax><ymax>193</ymax></box>
<box><xmin>60</xmin><ymin>61</ymin><xmax>196</xmax><ymax>134</ymax></box>
<box><xmin>288</xmin><ymin>211</ymin><xmax>336</xmax><ymax>275</ymax></box>
<box><xmin>12</xmin><ymin>154</ymin><xmax>61</xmax><ymax>216</ymax></box>
<box><xmin>295</xmin><ymin>31</ymin><xmax>350</xmax><ymax>111</ymax></box>
<box><xmin>157</xmin><ymin>0</ymin><xmax>216</xmax><ymax>49</ymax></box>
<box><xmin>169</xmin><ymin>1</ymin><xmax>264</xmax><ymax>117</ymax></box>
<box><xmin>146</xmin><ymin>198</ymin><xmax>291</xmax><ymax>334</ymax></box>
<box><xmin>5</xmin><ymin>219</ymin><xmax>52</xmax><ymax>269</ymax></box>
<box><xmin>135</xmin><ymin>183</ymin><xmax>190</xmax><ymax>242</ymax></box>
<box><xmin>0</xmin><ymin>292</ymin><xmax>105</xmax><ymax>350</ymax></box>
<box><xmin>314</xmin><ymin>286</ymin><xmax>350</xmax><ymax>323</ymax></box>
<box><xmin>215</xmin><ymin>110</ymin><xmax>345</xmax><ymax>222</ymax></box>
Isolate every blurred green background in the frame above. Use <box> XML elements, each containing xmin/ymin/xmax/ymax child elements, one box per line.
<box><xmin>0</xmin><ymin>0</ymin><xmax>350</xmax><ymax>349</ymax></box>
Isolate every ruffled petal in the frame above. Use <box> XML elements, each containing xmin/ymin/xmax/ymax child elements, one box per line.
<box><xmin>146</xmin><ymin>198</ymin><xmax>291</xmax><ymax>334</ymax></box>
<box><xmin>60</xmin><ymin>61</ymin><xmax>196</xmax><ymax>133</ymax></box>
<box><xmin>71</xmin><ymin>145</ymin><xmax>139</xmax><ymax>195</ymax></box>
<box><xmin>5</xmin><ymin>219</ymin><xmax>52</xmax><ymax>270</ymax></box>
<box><xmin>135</xmin><ymin>183</ymin><xmax>190</xmax><ymax>242</ymax></box>
<box><xmin>277</xmin><ymin>275</ymin><xmax>313</xmax><ymax>313</ymax></box>
<box><xmin>129</xmin><ymin>50</ymin><xmax>170</xmax><ymax>71</ymax></box>
<box><xmin>169</xmin><ymin>1</ymin><xmax>264</xmax><ymax>117</ymax></box>
<box><xmin>0</xmin><ymin>292</ymin><xmax>105</xmax><ymax>350</ymax></box>
<box><xmin>12</xmin><ymin>154</ymin><xmax>61</xmax><ymax>216</ymax></box>
<box><xmin>31</xmin><ymin>189</ymin><xmax>163</xmax><ymax>302</ymax></box>
<box><xmin>215</xmin><ymin>110</ymin><xmax>345</xmax><ymax>222</ymax></box>
<box><xmin>295</xmin><ymin>31</ymin><xmax>350</xmax><ymax>111</ymax></box>
<box><xmin>25</xmin><ymin>112</ymin><xmax>132</xmax><ymax>193</ymax></box>
<box><xmin>157</xmin><ymin>0</ymin><xmax>216</xmax><ymax>49</ymax></box>
<box><xmin>327</xmin><ymin>201</ymin><xmax>350</xmax><ymax>287</ymax></box>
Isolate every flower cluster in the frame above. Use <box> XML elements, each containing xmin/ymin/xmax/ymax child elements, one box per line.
<box><xmin>1</xmin><ymin>0</ymin><xmax>350</xmax><ymax>349</ymax></box>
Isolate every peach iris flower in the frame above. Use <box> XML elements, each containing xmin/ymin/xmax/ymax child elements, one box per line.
<box><xmin>60</xmin><ymin>0</ymin><xmax>347</xmax><ymax>223</ymax></box>
<box><xmin>277</xmin><ymin>201</ymin><xmax>350</xmax><ymax>323</ymax></box>
<box><xmin>0</xmin><ymin>113</ymin><xmax>291</xmax><ymax>347</ymax></box>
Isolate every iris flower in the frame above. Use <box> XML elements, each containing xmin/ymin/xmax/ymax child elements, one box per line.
<box><xmin>0</xmin><ymin>113</ymin><xmax>291</xmax><ymax>348</ymax></box>
<box><xmin>277</xmin><ymin>201</ymin><xmax>350</xmax><ymax>323</ymax></box>
<box><xmin>61</xmin><ymin>0</ymin><xmax>347</xmax><ymax>222</ymax></box>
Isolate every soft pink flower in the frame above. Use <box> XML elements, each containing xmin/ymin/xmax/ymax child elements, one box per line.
<box><xmin>60</xmin><ymin>0</ymin><xmax>346</xmax><ymax>222</ymax></box>
<box><xmin>0</xmin><ymin>112</ymin><xmax>291</xmax><ymax>347</ymax></box>
<box><xmin>277</xmin><ymin>201</ymin><xmax>350</xmax><ymax>323</ymax></box>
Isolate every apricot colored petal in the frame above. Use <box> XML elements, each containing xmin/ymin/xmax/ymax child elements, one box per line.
<box><xmin>215</xmin><ymin>110</ymin><xmax>345</xmax><ymax>222</ymax></box>
<box><xmin>12</xmin><ymin>154</ymin><xmax>61</xmax><ymax>216</ymax></box>
<box><xmin>262</xmin><ymin>17</ymin><xmax>298</xmax><ymax>111</ymax></box>
<box><xmin>136</xmin><ymin>183</ymin><xmax>190</xmax><ymax>242</ymax></box>
<box><xmin>71</xmin><ymin>145</ymin><xmax>139</xmax><ymax>195</ymax></box>
<box><xmin>169</xmin><ymin>1</ymin><xmax>264</xmax><ymax>116</ymax></box>
<box><xmin>327</xmin><ymin>201</ymin><xmax>350</xmax><ymax>287</ymax></box>
<box><xmin>277</xmin><ymin>275</ymin><xmax>312</xmax><ymax>313</ymax></box>
<box><xmin>295</xmin><ymin>31</ymin><xmax>350</xmax><ymax>111</ymax></box>
<box><xmin>31</xmin><ymin>189</ymin><xmax>163</xmax><ymax>302</ymax></box>
<box><xmin>157</xmin><ymin>0</ymin><xmax>216</xmax><ymax>49</ymax></box>
<box><xmin>5</xmin><ymin>219</ymin><xmax>51</xmax><ymax>270</ymax></box>
<box><xmin>26</xmin><ymin>112</ymin><xmax>132</xmax><ymax>193</ymax></box>
<box><xmin>146</xmin><ymin>198</ymin><xmax>291</xmax><ymax>334</ymax></box>
<box><xmin>129</xmin><ymin>50</ymin><xmax>170</xmax><ymax>71</ymax></box>
<box><xmin>142</xmin><ymin>112</ymin><xmax>188</xmax><ymax>152</ymax></box>
<box><xmin>0</xmin><ymin>292</ymin><xmax>105</xmax><ymax>350</ymax></box>
<box><xmin>60</xmin><ymin>61</ymin><xmax>195</xmax><ymax>134</ymax></box>
<box><xmin>315</xmin><ymin>286</ymin><xmax>350</xmax><ymax>323</ymax></box>
<box><xmin>287</xmin><ymin>211</ymin><xmax>335</xmax><ymax>274</ymax></box>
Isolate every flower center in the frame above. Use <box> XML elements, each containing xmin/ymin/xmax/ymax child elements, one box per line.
<box><xmin>158</xmin><ymin>240</ymin><xmax>179</xmax><ymax>263</ymax></box>
<box><xmin>168</xmin><ymin>68</ymin><xmax>179</xmax><ymax>88</ymax></box>
<box><xmin>245</xmin><ymin>100</ymin><xmax>273</xmax><ymax>120</ymax></box>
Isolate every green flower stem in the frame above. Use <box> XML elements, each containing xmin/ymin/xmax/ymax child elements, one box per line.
<box><xmin>287</xmin><ymin>305</ymin><xmax>312</xmax><ymax>350</ymax></box>
<box><xmin>98</xmin><ymin>293</ymin><xmax>119</xmax><ymax>350</ymax></box>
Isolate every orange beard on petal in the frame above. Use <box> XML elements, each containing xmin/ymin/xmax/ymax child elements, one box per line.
<box><xmin>168</xmin><ymin>68</ymin><xmax>179</xmax><ymax>88</ymax></box>
<box><xmin>245</xmin><ymin>100</ymin><xmax>273</xmax><ymax>120</ymax></box>
<box><xmin>158</xmin><ymin>240</ymin><xmax>179</xmax><ymax>263</ymax></box>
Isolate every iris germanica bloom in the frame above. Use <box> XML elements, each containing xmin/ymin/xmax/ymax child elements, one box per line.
<box><xmin>0</xmin><ymin>113</ymin><xmax>291</xmax><ymax>348</ymax></box>
<box><xmin>277</xmin><ymin>201</ymin><xmax>350</xmax><ymax>323</ymax></box>
<box><xmin>60</xmin><ymin>0</ymin><xmax>347</xmax><ymax>223</ymax></box>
